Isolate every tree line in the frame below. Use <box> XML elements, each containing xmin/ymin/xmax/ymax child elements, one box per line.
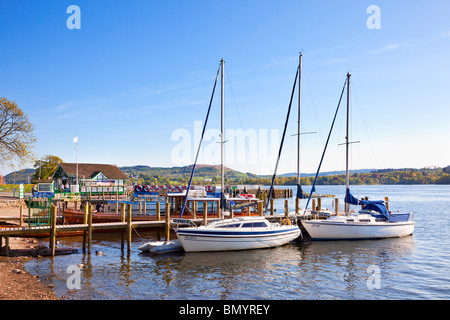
<box><xmin>122</xmin><ymin>165</ymin><xmax>450</xmax><ymax>186</ymax></box>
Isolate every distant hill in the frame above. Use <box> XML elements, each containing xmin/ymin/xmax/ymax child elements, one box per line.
<box><xmin>2</xmin><ymin>165</ymin><xmax>449</xmax><ymax>185</ymax></box>
<box><xmin>278</xmin><ymin>169</ymin><xmax>376</xmax><ymax>177</ymax></box>
<box><xmin>3</xmin><ymin>168</ymin><xmax>35</xmax><ymax>184</ymax></box>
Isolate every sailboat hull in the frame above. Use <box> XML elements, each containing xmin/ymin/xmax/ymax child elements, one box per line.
<box><xmin>177</xmin><ymin>227</ymin><xmax>301</xmax><ymax>252</ymax></box>
<box><xmin>302</xmin><ymin>220</ymin><xmax>415</xmax><ymax>240</ymax></box>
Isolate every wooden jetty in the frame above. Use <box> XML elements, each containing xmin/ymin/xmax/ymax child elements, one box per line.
<box><xmin>0</xmin><ymin>194</ymin><xmax>354</xmax><ymax>257</ymax></box>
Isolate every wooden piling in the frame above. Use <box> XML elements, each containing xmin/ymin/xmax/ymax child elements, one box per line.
<box><xmin>82</xmin><ymin>203</ymin><xmax>89</xmax><ymax>253</ymax></box>
<box><xmin>192</xmin><ymin>201</ymin><xmax>197</xmax><ymax>219</ymax></box>
<box><xmin>312</xmin><ymin>199</ymin><xmax>316</xmax><ymax>211</ymax></box>
<box><xmin>121</xmin><ymin>202</ymin><xmax>126</xmax><ymax>250</ymax></box>
<box><xmin>19</xmin><ymin>205</ymin><xmax>23</xmax><ymax>227</ymax></box>
<box><xmin>317</xmin><ymin>198</ymin><xmax>322</xmax><ymax>211</ymax></box>
<box><xmin>270</xmin><ymin>198</ymin><xmax>274</xmax><ymax>216</ymax></box>
<box><xmin>385</xmin><ymin>197</ymin><xmax>389</xmax><ymax>211</ymax></box>
<box><xmin>156</xmin><ymin>201</ymin><xmax>161</xmax><ymax>241</ymax></box>
<box><xmin>335</xmin><ymin>198</ymin><xmax>339</xmax><ymax>215</ymax></box>
<box><xmin>258</xmin><ymin>201</ymin><xmax>263</xmax><ymax>216</ymax></box>
<box><xmin>203</xmin><ymin>201</ymin><xmax>208</xmax><ymax>224</ymax></box>
<box><xmin>284</xmin><ymin>199</ymin><xmax>288</xmax><ymax>216</ymax></box>
<box><xmin>87</xmin><ymin>204</ymin><xmax>93</xmax><ymax>254</ymax></box>
<box><xmin>165</xmin><ymin>202</ymin><xmax>171</xmax><ymax>241</ymax></box>
<box><xmin>127</xmin><ymin>204</ymin><xmax>132</xmax><ymax>253</ymax></box>
<box><xmin>295</xmin><ymin>198</ymin><xmax>300</xmax><ymax>214</ymax></box>
<box><xmin>49</xmin><ymin>205</ymin><xmax>57</xmax><ymax>256</ymax></box>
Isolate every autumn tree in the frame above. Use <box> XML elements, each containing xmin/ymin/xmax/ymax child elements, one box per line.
<box><xmin>0</xmin><ymin>97</ymin><xmax>36</xmax><ymax>168</ymax></box>
<box><xmin>33</xmin><ymin>155</ymin><xmax>64</xmax><ymax>180</ymax></box>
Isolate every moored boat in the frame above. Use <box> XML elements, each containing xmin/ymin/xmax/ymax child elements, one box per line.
<box><xmin>301</xmin><ymin>73</ymin><xmax>415</xmax><ymax>240</ymax></box>
<box><xmin>176</xmin><ymin>216</ymin><xmax>301</xmax><ymax>252</ymax></box>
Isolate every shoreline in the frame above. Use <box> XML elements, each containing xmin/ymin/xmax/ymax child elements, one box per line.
<box><xmin>0</xmin><ymin>250</ymin><xmax>59</xmax><ymax>300</ymax></box>
<box><xmin>0</xmin><ymin>200</ymin><xmax>59</xmax><ymax>300</ymax></box>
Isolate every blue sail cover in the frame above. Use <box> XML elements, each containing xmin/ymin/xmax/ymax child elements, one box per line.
<box><xmin>344</xmin><ymin>188</ymin><xmax>411</xmax><ymax>222</ymax></box>
<box><xmin>345</xmin><ymin>188</ymin><xmax>388</xmax><ymax>217</ymax></box>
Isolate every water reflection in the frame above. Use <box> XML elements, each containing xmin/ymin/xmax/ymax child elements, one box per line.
<box><xmin>23</xmin><ymin>185</ymin><xmax>450</xmax><ymax>300</ymax></box>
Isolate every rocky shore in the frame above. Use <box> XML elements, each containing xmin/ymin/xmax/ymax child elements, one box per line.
<box><xmin>0</xmin><ymin>197</ymin><xmax>59</xmax><ymax>300</ymax></box>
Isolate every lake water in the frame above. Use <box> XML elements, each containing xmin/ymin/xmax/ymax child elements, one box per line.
<box><xmin>24</xmin><ymin>185</ymin><xmax>450</xmax><ymax>300</ymax></box>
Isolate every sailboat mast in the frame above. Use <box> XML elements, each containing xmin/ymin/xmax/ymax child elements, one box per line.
<box><xmin>345</xmin><ymin>72</ymin><xmax>351</xmax><ymax>214</ymax></box>
<box><xmin>220</xmin><ymin>59</ymin><xmax>225</xmax><ymax>216</ymax></box>
<box><xmin>296</xmin><ymin>52</ymin><xmax>302</xmax><ymax>188</ymax></box>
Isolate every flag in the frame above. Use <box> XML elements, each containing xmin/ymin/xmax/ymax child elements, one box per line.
<box><xmin>73</xmin><ymin>135</ymin><xmax>78</xmax><ymax>143</ymax></box>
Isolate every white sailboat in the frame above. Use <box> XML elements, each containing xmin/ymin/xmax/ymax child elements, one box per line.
<box><xmin>302</xmin><ymin>73</ymin><xmax>415</xmax><ymax>240</ymax></box>
<box><xmin>175</xmin><ymin>59</ymin><xmax>301</xmax><ymax>252</ymax></box>
<box><xmin>176</xmin><ymin>216</ymin><xmax>300</xmax><ymax>252</ymax></box>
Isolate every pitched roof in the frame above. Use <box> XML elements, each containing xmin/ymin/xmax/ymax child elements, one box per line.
<box><xmin>57</xmin><ymin>163</ymin><xmax>129</xmax><ymax>180</ymax></box>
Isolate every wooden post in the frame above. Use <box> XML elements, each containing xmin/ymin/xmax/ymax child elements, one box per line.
<box><xmin>49</xmin><ymin>205</ymin><xmax>57</xmax><ymax>257</ymax></box>
<box><xmin>4</xmin><ymin>236</ymin><xmax>9</xmax><ymax>257</ymax></box>
<box><xmin>115</xmin><ymin>201</ymin><xmax>119</xmax><ymax>215</ymax></box>
<box><xmin>165</xmin><ymin>201</ymin><xmax>171</xmax><ymax>241</ymax></box>
<box><xmin>335</xmin><ymin>198</ymin><xmax>339</xmax><ymax>216</ymax></box>
<box><xmin>384</xmin><ymin>197</ymin><xmax>389</xmax><ymax>211</ymax></box>
<box><xmin>295</xmin><ymin>198</ymin><xmax>300</xmax><ymax>214</ymax></box>
<box><xmin>82</xmin><ymin>202</ymin><xmax>89</xmax><ymax>253</ymax></box>
<box><xmin>87</xmin><ymin>204</ymin><xmax>93</xmax><ymax>254</ymax></box>
<box><xmin>19</xmin><ymin>205</ymin><xmax>23</xmax><ymax>227</ymax></box>
<box><xmin>139</xmin><ymin>200</ymin><xmax>142</xmax><ymax>214</ymax></box>
<box><xmin>120</xmin><ymin>202</ymin><xmax>126</xmax><ymax>250</ymax></box>
<box><xmin>317</xmin><ymin>198</ymin><xmax>322</xmax><ymax>211</ymax></box>
<box><xmin>270</xmin><ymin>198</ymin><xmax>274</xmax><ymax>216</ymax></box>
<box><xmin>156</xmin><ymin>201</ymin><xmax>161</xmax><ymax>241</ymax></box>
<box><xmin>143</xmin><ymin>201</ymin><xmax>146</xmax><ymax>214</ymax></box>
<box><xmin>192</xmin><ymin>201</ymin><xmax>197</xmax><ymax>219</ymax></box>
<box><xmin>312</xmin><ymin>199</ymin><xmax>316</xmax><ymax>212</ymax></box>
<box><xmin>258</xmin><ymin>201</ymin><xmax>263</xmax><ymax>216</ymax></box>
<box><xmin>203</xmin><ymin>201</ymin><xmax>208</xmax><ymax>224</ymax></box>
<box><xmin>127</xmin><ymin>204</ymin><xmax>132</xmax><ymax>254</ymax></box>
<box><xmin>217</xmin><ymin>200</ymin><xmax>221</xmax><ymax>218</ymax></box>
<box><xmin>284</xmin><ymin>199</ymin><xmax>289</xmax><ymax>216</ymax></box>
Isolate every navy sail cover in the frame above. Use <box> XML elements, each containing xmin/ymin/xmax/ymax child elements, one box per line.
<box><xmin>344</xmin><ymin>188</ymin><xmax>411</xmax><ymax>222</ymax></box>
<box><xmin>345</xmin><ymin>188</ymin><xmax>387</xmax><ymax>216</ymax></box>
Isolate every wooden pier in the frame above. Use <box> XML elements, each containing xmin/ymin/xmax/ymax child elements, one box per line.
<box><xmin>0</xmin><ymin>195</ymin><xmax>345</xmax><ymax>257</ymax></box>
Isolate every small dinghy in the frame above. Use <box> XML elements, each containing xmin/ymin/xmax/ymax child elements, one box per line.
<box><xmin>138</xmin><ymin>240</ymin><xmax>183</xmax><ymax>254</ymax></box>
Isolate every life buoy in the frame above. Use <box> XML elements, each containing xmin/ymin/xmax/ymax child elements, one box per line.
<box><xmin>144</xmin><ymin>185</ymin><xmax>151</xmax><ymax>192</ymax></box>
<box><xmin>135</xmin><ymin>185</ymin><xmax>143</xmax><ymax>192</ymax></box>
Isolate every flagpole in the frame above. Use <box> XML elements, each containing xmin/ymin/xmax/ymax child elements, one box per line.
<box><xmin>74</xmin><ymin>134</ymin><xmax>78</xmax><ymax>186</ymax></box>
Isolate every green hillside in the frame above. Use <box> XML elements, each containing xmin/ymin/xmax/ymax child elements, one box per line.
<box><xmin>2</xmin><ymin>165</ymin><xmax>449</xmax><ymax>186</ymax></box>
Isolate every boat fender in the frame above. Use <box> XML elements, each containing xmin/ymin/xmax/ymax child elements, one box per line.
<box><xmin>282</xmin><ymin>218</ymin><xmax>292</xmax><ymax>225</ymax></box>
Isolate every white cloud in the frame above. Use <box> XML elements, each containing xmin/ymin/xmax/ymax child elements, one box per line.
<box><xmin>368</xmin><ymin>43</ymin><xmax>403</xmax><ymax>55</ymax></box>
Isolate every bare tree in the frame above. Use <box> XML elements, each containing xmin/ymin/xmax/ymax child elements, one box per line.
<box><xmin>0</xmin><ymin>97</ymin><xmax>36</xmax><ymax>168</ymax></box>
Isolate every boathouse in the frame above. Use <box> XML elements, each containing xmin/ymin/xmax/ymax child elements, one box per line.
<box><xmin>52</xmin><ymin>163</ymin><xmax>130</xmax><ymax>193</ymax></box>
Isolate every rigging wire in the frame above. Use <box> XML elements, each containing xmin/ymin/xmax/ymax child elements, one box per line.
<box><xmin>224</xmin><ymin>63</ymin><xmax>258</xmax><ymax>175</ymax></box>
<box><xmin>179</xmin><ymin>62</ymin><xmax>221</xmax><ymax>218</ymax></box>
<box><xmin>265</xmin><ymin>67</ymin><xmax>299</xmax><ymax>209</ymax></box>
<box><xmin>350</xmin><ymin>78</ymin><xmax>384</xmax><ymax>169</ymax></box>
<box><xmin>305</xmin><ymin>77</ymin><xmax>348</xmax><ymax>210</ymax></box>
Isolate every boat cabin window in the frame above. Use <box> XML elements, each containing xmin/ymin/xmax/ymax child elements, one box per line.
<box><xmin>217</xmin><ymin>223</ymin><xmax>242</xmax><ymax>228</ymax></box>
<box><xmin>359</xmin><ymin>219</ymin><xmax>370</xmax><ymax>222</ymax></box>
<box><xmin>241</xmin><ymin>222</ymin><xmax>267</xmax><ymax>228</ymax></box>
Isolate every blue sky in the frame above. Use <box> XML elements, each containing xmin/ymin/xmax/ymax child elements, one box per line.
<box><xmin>1</xmin><ymin>0</ymin><xmax>449</xmax><ymax>176</ymax></box>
